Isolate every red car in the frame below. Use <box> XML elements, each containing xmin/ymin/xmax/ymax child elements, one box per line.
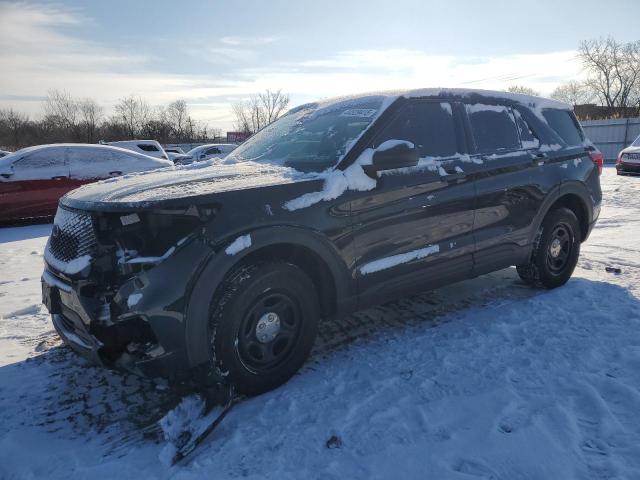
<box><xmin>0</xmin><ymin>143</ymin><xmax>172</xmax><ymax>222</ymax></box>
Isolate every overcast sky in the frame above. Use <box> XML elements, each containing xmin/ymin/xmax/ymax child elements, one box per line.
<box><xmin>0</xmin><ymin>0</ymin><xmax>638</xmax><ymax>131</ymax></box>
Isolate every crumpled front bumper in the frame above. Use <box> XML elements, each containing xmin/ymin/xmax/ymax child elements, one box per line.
<box><xmin>41</xmin><ymin>237</ymin><xmax>213</xmax><ymax>380</ymax></box>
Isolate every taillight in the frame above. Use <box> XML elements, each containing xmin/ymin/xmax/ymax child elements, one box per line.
<box><xmin>589</xmin><ymin>151</ymin><xmax>604</xmax><ymax>175</ymax></box>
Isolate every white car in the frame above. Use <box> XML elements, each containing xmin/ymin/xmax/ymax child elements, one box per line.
<box><xmin>186</xmin><ymin>143</ymin><xmax>237</xmax><ymax>163</ymax></box>
<box><xmin>163</xmin><ymin>146</ymin><xmax>192</xmax><ymax>164</ymax></box>
<box><xmin>616</xmin><ymin>134</ymin><xmax>640</xmax><ymax>175</ymax></box>
<box><xmin>0</xmin><ymin>143</ymin><xmax>172</xmax><ymax>221</ymax></box>
<box><xmin>106</xmin><ymin>140</ymin><xmax>169</xmax><ymax>161</ymax></box>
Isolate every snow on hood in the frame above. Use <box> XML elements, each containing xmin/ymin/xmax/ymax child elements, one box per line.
<box><xmin>63</xmin><ymin>159</ymin><xmax>307</xmax><ymax>205</ymax></box>
<box><xmin>622</xmin><ymin>145</ymin><xmax>640</xmax><ymax>155</ymax></box>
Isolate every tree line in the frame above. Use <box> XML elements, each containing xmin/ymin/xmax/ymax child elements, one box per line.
<box><xmin>508</xmin><ymin>37</ymin><xmax>640</xmax><ymax>119</ymax></box>
<box><xmin>0</xmin><ymin>92</ymin><xmax>222</xmax><ymax>151</ymax></box>
<box><xmin>1</xmin><ymin>37</ymin><xmax>638</xmax><ymax>151</ymax></box>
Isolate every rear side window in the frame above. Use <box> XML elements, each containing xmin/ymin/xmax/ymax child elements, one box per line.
<box><xmin>466</xmin><ymin>104</ymin><xmax>520</xmax><ymax>153</ymax></box>
<box><xmin>373</xmin><ymin>101</ymin><xmax>458</xmax><ymax>158</ymax></box>
<box><xmin>513</xmin><ymin>109</ymin><xmax>540</xmax><ymax>149</ymax></box>
<box><xmin>16</xmin><ymin>149</ymin><xmax>66</xmax><ymax>169</ymax></box>
<box><xmin>542</xmin><ymin>110</ymin><xmax>583</xmax><ymax>146</ymax></box>
<box><xmin>138</xmin><ymin>144</ymin><xmax>159</xmax><ymax>152</ymax></box>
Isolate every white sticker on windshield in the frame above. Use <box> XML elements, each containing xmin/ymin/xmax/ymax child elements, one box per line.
<box><xmin>340</xmin><ymin>108</ymin><xmax>377</xmax><ymax>118</ymax></box>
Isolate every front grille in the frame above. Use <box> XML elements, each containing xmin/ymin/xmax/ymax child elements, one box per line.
<box><xmin>624</xmin><ymin>153</ymin><xmax>640</xmax><ymax>161</ymax></box>
<box><xmin>48</xmin><ymin>207</ymin><xmax>97</xmax><ymax>263</ymax></box>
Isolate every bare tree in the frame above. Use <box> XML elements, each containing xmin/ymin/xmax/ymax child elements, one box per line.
<box><xmin>114</xmin><ymin>96</ymin><xmax>151</xmax><ymax>139</ymax></box>
<box><xmin>579</xmin><ymin>37</ymin><xmax>640</xmax><ymax>110</ymax></box>
<box><xmin>44</xmin><ymin>89</ymin><xmax>80</xmax><ymax>139</ymax></box>
<box><xmin>0</xmin><ymin>95</ymin><xmax>222</xmax><ymax>148</ymax></box>
<box><xmin>550</xmin><ymin>81</ymin><xmax>594</xmax><ymax>106</ymax></box>
<box><xmin>0</xmin><ymin>108</ymin><xmax>29</xmax><ymax>148</ymax></box>
<box><xmin>165</xmin><ymin>100</ymin><xmax>189</xmax><ymax>141</ymax></box>
<box><xmin>232</xmin><ymin>101</ymin><xmax>252</xmax><ymax>133</ymax></box>
<box><xmin>78</xmin><ymin>98</ymin><xmax>103</xmax><ymax>143</ymax></box>
<box><xmin>507</xmin><ymin>85</ymin><xmax>540</xmax><ymax>97</ymax></box>
<box><xmin>258</xmin><ymin>89</ymin><xmax>290</xmax><ymax>125</ymax></box>
<box><xmin>232</xmin><ymin>89</ymin><xmax>290</xmax><ymax>134</ymax></box>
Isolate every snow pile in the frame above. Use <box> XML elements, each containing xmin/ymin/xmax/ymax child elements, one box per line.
<box><xmin>376</xmin><ymin>139</ymin><xmax>415</xmax><ymax>152</ymax></box>
<box><xmin>284</xmin><ymin>148</ymin><xmax>378</xmax><ymax>211</ymax></box>
<box><xmin>225</xmin><ymin>234</ymin><xmax>252</xmax><ymax>255</ymax></box>
<box><xmin>360</xmin><ymin>244</ymin><xmax>440</xmax><ymax>275</ymax></box>
<box><xmin>4</xmin><ymin>169</ymin><xmax>640</xmax><ymax>478</ymax></box>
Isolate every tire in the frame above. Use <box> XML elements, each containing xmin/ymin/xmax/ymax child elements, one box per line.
<box><xmin>517</xmin><ymin>207</ymin><xmax>581</xmax><ymax>289</ymax></box>
<box><xmin>208</xmin><ymin>262</ymin><xmax>320</xmax><ymax>396</ymax></box>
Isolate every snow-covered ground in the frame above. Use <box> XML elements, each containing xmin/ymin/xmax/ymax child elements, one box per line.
<box><xmin>2</xmin><ymin>167</ymin><xmax>640</xmax><ymax>479</ymax></box>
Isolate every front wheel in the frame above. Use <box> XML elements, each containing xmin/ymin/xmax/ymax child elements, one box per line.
<box><xmin>208</xmin><ymin>262</ymin><xmax>320</xmax><ymax>396</ymax></box>
<box><xmin>517</xmin><ymin>207</ymin><xmax>581</xmax><ymax>289</ymax></box>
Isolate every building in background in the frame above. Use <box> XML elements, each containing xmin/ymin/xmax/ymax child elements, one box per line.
<box><xmin>227</xmin><ymin>131</ymin><xmax>251</xmax><ymax>143</ymax></box>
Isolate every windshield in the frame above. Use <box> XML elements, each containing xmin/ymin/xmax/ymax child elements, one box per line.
<box><xmin>226</xmin><ymin>96</ymin><xmax>387</xmax><ymax>172</ymax></box>
<box><xmin>632</xmin><ymin>134</ymin><xmax>640</xmax><ymax>147</ymax></box>
<box><xmin>187</xmin><ymin>146</ymin><xmax>204</xmax><ymax>156</ymax></box>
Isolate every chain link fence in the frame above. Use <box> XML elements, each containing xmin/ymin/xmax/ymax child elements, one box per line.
<box><xmin>581</xmin><ymin>118</ymin><xmax>640</xmax><ymax>163</ymax></box>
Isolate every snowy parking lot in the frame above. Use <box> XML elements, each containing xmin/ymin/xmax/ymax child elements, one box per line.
<box><xmin>1</xmin><ymin>167</ymin><xmax>640</xmax><ymax>479</ymax></box>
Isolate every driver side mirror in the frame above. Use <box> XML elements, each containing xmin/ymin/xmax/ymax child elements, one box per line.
<box><xmin>364</xmin><ymin>141</ymin><xmax>419</xmax><ymax>177</ymax></box>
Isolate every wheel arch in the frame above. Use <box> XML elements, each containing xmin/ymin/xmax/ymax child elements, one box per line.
<box><xmin>529</xmin><ymin>182</ymin><xmax>592</xmax><ymax>245</ymax></box>
<box><xmin>184</xmin><ymin>225</ymin><xmax>354</xmax><ymax>368</ymax></box>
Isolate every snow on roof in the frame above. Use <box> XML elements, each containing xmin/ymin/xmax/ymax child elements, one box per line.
<box><xmin>289</xmin><ymin>87</ymin><xmax>571</xmax><ymax>116</ymax></box>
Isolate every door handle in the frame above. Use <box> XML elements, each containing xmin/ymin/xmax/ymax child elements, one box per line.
<box><xmin>532</xmin><ymin>152</ymin><xmax>548</xmax><ymax>165</ymax></box>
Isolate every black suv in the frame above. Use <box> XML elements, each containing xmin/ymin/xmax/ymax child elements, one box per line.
<box><xmin>42</xmin><ymin>89</ymin><xmax>602</xmax><ymax>395</ymax></box>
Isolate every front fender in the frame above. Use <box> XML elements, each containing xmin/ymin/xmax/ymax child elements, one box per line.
<box><xmin>184</xmin><ymin>225</ymin><xmax>354</xmax><ymax>368</ymax></box>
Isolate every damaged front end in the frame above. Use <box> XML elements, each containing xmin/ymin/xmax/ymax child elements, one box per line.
<box><xmin>42</xmin><ymin>203</ymin><xmax>215</xmax><ymax>380</ymax></box>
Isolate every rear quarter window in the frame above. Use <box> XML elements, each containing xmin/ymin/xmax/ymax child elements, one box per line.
<box><xmin>466</xmin><ymin>104</ymin><xmax>520</xmax><ymax>153</ymax></box>
<box><xmin>138</xmin><ymin>144</ymin><xmax>159</xmax><ymax>152</ymax></box>
<box><xmin>542</xmin><ymin>109</ymin><xmax>583</xmax><ymax>146</ymax></box>
<box><xmin>513</xmin><ymin>109</ymin><xmax>540</xmax><ymax>149</ymax></box>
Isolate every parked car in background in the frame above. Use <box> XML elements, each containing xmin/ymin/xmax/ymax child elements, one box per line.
<box><xmin>616</xmin><ymin>134</ymin><xmax>640</xmax><ymax>175</ymax></box>
<box><xmin>0</xmin><ymin>149</ymin><xmax>10</xmax><ymax>158</ymax></box>
<box><xmin>186</xmin><ymin>143</ymin><xmax>237</xmax><ymax>162</ymax></box>
<box><xmin>164</xmin><ymin>147</ymin><xmax>193</xmax><ymax>164</ymax></box>
<box><xmin>0</xmin><ymin>143</ymin><xmax>172</xmax><ymax>222</ymax></box>
<box><xmin>41</xmin><ymin>89</ymin><xmax>601</xmax><ymax>396</ymax></box>
<box><xmin>106</xmin><ymin>140</ymin><xmax>169</xmax><ymax>161</ymax></box>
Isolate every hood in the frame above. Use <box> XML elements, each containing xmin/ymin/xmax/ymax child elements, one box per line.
<box><xmin>622</xmin><ymin>146</ymin><xmax>640</xmax><ymax>155</ymax></box>
<box><xmin>62</xmin><ymin>160</ymin><xmax>309</xmax><ymax>207</ymax></box>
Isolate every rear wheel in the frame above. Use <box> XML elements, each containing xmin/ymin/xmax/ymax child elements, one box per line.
<box><xmin>517</xmin><ymin>207</ymin><xmax>581</xmax><ymax>289</ymax></box>
<box><xmin>209</xmin><ymin>262</ymin><xmax>319</xmax><ymax>396</ymax></box>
